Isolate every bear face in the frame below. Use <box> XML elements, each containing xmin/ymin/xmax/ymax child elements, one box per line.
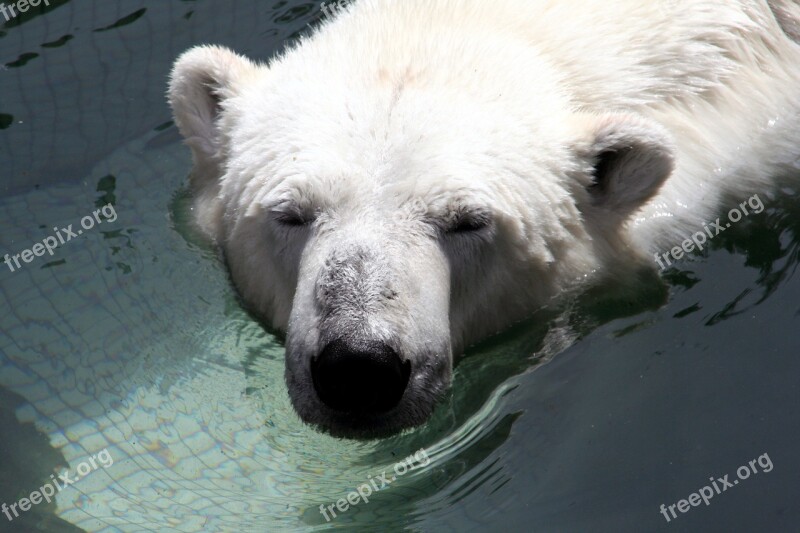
<box><xmin>169</xmin><ymin>42</ymin><xmax>675</xmax><ymax>437</ymax></box>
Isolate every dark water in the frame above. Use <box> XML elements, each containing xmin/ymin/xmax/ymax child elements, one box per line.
<box><xmin>1</xmin><ymin>1</ymin><xmax>799</xmax><ymax>532</ymax></box>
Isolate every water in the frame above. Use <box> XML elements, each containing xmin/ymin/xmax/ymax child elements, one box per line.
<box><xmin>1</xmin><ymin>2</ymin><xmax>799</xmax><ymax>532</ymax></box>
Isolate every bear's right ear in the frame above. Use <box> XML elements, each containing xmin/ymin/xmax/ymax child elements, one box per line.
<box><xmin>574</xmin><ymin>112</ymin><xmax>675</xmax><ymax>223</ymax></box>
<box><xmin>168</xmin><ymin>45</ymin><xmax>258</xmax><ymax>177</ymax></box>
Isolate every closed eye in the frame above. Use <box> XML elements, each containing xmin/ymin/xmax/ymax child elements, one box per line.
<box><xmin>275</xmin><ymin>212</ymin><xmax>309</xmax><ymax>227</ymax></box>
<box><xmin>270</xmin><ymin>206</ymin><xmax>314</xmax><ymax>228</ymax></box>
<box><xmin>446</xmin><ymin>210</ymin><xmax>492</xmax><ymax>234</ymax></box>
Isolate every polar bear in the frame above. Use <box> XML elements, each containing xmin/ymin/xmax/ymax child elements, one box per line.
<box><xmin>169</xmin><ymin>0</ymin><xmax>800</xmax><ymax>437</ymax></box>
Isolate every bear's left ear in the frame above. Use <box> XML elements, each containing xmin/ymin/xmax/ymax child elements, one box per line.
<box><xmin>575</xmin><ymin>113</ymin><xmax>675</xmax><ymax>220</ymax></box>
<box><xmin>168</xmin><ymin>45</ymin><xmax>258</xmax><ymax>175</ymax></box>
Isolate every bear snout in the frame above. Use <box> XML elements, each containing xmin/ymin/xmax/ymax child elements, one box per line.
<box><xmin>311</xmin><ymin>338</ymin><xmax>411</xmax><ymax>415</ymax></box>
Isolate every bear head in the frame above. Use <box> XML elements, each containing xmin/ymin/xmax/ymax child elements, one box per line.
<box><xmin>169</xmin><ymin>45</ymin><xmax>674</xmax><ymax>437</ymax></box>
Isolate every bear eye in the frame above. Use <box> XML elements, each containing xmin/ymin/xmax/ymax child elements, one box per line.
<box><xmin>448</xmin><ymin>211</ymin><xmax>491</xmax><ymax>234</ymax></box>
<box><xmin>272</xmin><ymin>208</ymin><xmax>312</xmax><ymax>228</ymax></box>
<box><xmin>277</xmin><ymin>214</ymin><xmax>308</xmax><ymax>227</ymax></box>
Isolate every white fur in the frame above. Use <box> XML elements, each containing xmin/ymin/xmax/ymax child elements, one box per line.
<box><xmin>169</xmin><ymin>0</ymin><xmax>800</xmax><ymax>436</ymax></box>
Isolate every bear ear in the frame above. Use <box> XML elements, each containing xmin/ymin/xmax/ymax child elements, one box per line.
<box><xmin>577</xmin><ymin>113</ymin><xmax>675</xmax><ymax>220</ymax></box>
<box><xmin>168</xmin><ymin>45</ymin><xmax>258</xmax><ymax>171</ymax></box>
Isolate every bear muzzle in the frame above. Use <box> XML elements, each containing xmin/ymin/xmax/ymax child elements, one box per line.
<box><xmin>283</xmin><ymin>237</ymin><xmax>452</xmax><ymax>437</ymax></box>
<box><xmin>310</xmin><ymin>338</ymin><xmax>411</xmax><ymax>415</ymax></box>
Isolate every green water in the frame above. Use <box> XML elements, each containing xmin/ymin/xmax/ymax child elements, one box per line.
<box><xmin>1</xmin><ymin>2</ymin><xmax>800</xmax><ymax>532</ymax></box>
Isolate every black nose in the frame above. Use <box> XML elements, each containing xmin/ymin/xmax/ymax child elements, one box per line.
<box><xmin>311</xmin><ymin>339</ymin><xmax>411</xmax><ymax>415</ymax></box>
